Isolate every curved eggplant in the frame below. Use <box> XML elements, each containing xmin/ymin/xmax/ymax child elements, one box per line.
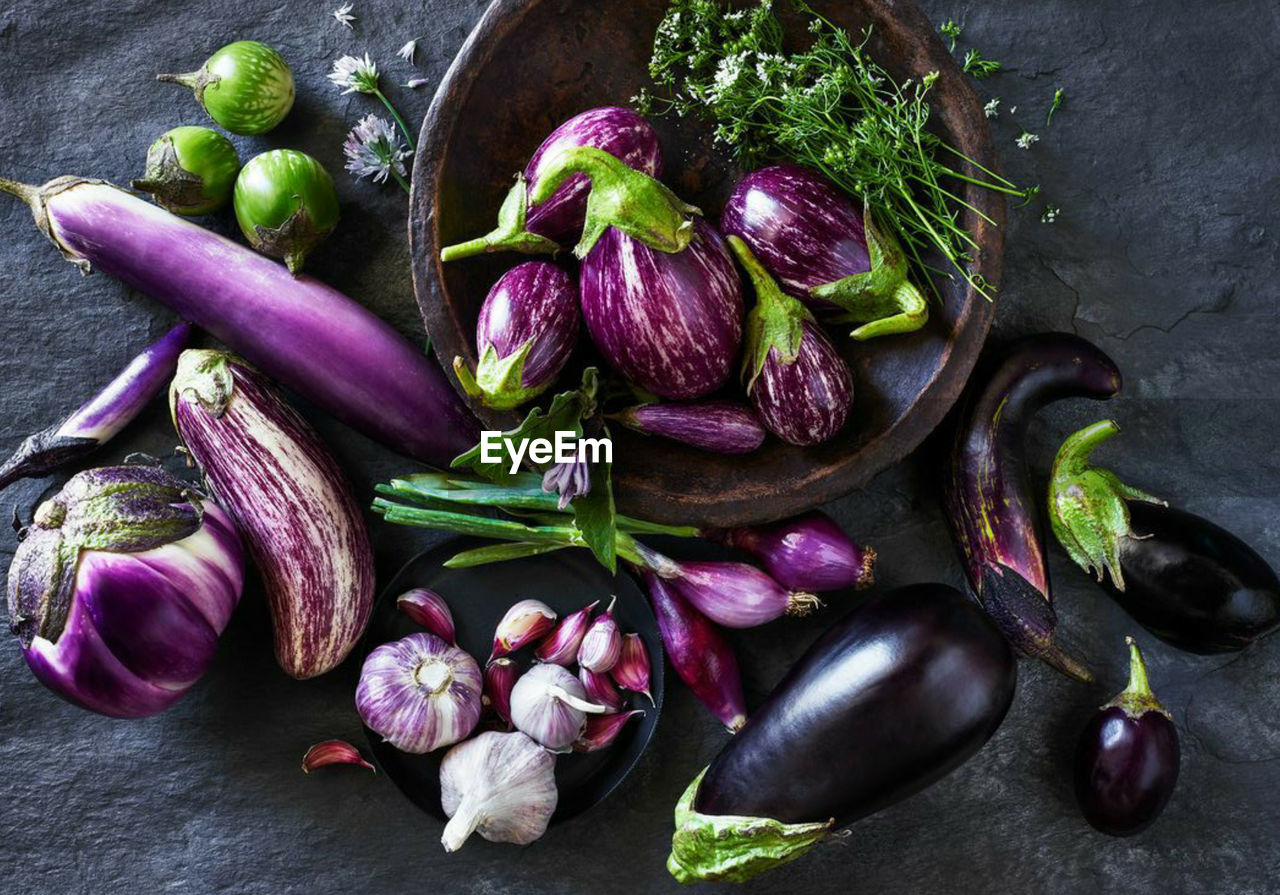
<box><xmin>668</xmin><ymin>583</ymin><xmax>1016</xmax><ymax>883</ymax></box>
<box><xmin>942</xmin><ymin>333</ymin><xmax>1122</xmax><ymax>681</ymax></box>
<box><xmin>1049</xmin><ymin>420</ymin><xmax>1280</xmax><ymax>653</ymax></box>
<box><xmin>580</xmin><ymin>218</ymin><xmax>742</xmax><ymax>399</ymax></box>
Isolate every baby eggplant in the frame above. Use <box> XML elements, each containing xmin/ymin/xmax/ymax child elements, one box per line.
<box><xmin>1049</xmin><ymin>419</ymin><xmax>1280</xmax><ymax>653</ymax></box>
<box><xmin>1075</xmin><ymin>637</ymin><xmax>1179</xmax><ymax>836</ymax></box>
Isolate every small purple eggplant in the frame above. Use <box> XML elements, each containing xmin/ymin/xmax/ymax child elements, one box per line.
<box><xmin>580</xmin><ymin>218</ymin><xmax>742</xmax><ymax>399</ymax></box>
<box><xmin>440</xmin><ymin>107</ymin><xmax>663</xmax><ymax>260</ymax></box>
<box><xmin>721</xmin><ymin>165</ymin><xmax>927</xmax><ymax>340</ymax></box>
<box><xmin>728</xmin><ymin>235</ymin><xmax>852</xmax><ymax>446</ymax></box>
<box><xmin>452</xmin><ymin>261</ymin><xmax>579</xmax><ymax>410</ymax></box>
<box><xmin>1075</xmin><ymin>638</ymin><xmax>1179</xmax><ymax>836</ymax></box>
<box><xmin>711</xmin><ymin>511</ymin><xmax>876</xmax><ymax>593</ymax></box>
<box><xmin>612</xmin><ymin>401</ymin><xmax>765</xmax><ymax>454</ymax></box>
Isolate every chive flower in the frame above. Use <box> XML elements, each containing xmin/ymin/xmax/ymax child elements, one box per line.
<box><xmin>332</xmin><ymin>3</ymin><xmax>355</xmax><ymax>29</ymax></box>
<box><xmin>397</xmin><ymin>39</ymin><xmax>420</xmax><ymax>64</ymax></box>
<box><xmin>343</xmin><ymin>114</ymin><xmax>412</xmax><ymax>193</ymax></box>
<box><xmin>984</xmin><ymin>98</ymin><xmax>1000</xmax><ymax>118</ymax></box>
<box><xmin>329</xmin><ymin>54</ymin><xmax>379</xmax><ymax>95</ymax></box>
<box><xmin>1016</xmin><ymin>131</ymin><xmax>1040</xmax><ymax>150</ymax></box>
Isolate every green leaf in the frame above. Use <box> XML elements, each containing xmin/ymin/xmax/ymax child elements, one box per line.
<box><xmin>570</xmin><ymin>448</ymin><xmax>616</xmax><ymax>573</ymax></box>
<box><xmin>444</xmin><ymin>541</ymin><xmax>571</xmax><ymax>568</ymax></box>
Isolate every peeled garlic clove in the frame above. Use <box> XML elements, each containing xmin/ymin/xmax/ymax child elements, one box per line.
<box><xmin>356</xmin><ymin>632</ymin><xmax>483</xmax><ymax>754</ymax></box>
<box><xmin>534</xmin><ymin>599</ymin><xmax>599</xmax><ymax>665</ymax></box>
<box><xmin>491</xmin><ymin>599</ymin><xmax>557</xmax><ymax>661</ymax></box>
<box><xmin>484</xmin><ymin>658</ymin><xmax>519</xmax><ymax>726</ymax></box>
<box><xmin>510</xmin><ymin>662</ymin><xmax>609</xmax><ymax>751</ymax></box>
<box><xmin>610</xmin><ymin>632</ymin><xmax>653</xmax><ymax>704</ymax></box>
<box><xmin>578</xmin><ymin>596</ymin><xmax>622</xmax><ymax>672</ymax></box>
<box><xmin>579</xmin><ymin>666</ymin><xmax>624</xmax><ymax>712</ymax></box>
<box><xmin>439</xmin><ymin>730</ymin><xmax>557</xmax><ymax>851</ymax></box>
<box><xmin>397</xmin><ymin>587</ymin><xmax>456</xmax><ymax>644</ymax></box>
<box><xmin>573</xmin><ymin>710</ymin><xmax>644</xmax><ymax>753</ymax></box>
<box><xmin>301</xmin><ymin>739</ymin><xmax>375</xmax><ymax>774</ymax></box>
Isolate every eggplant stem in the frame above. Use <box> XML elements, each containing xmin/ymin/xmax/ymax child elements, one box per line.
<box><xmin>0</xmin><ymin>176</ymin><xmax>39</xmax><ymax>207</ymax></box>
<box><xmin>1122</xmin><ymin>636</ymin><xmax>1153</xmax><ymax>698</ymax></box>
<box><xmin>155</xmin><ymin>71</ymin><xmax>201</xmax><ymax>89</ymax></box>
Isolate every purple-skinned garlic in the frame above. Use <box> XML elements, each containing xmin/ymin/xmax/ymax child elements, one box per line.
<box><xmin>610</xmin><ymin>633</ymin><xmax>653</xmax><ymax>704</ymax></box>
<box><xmin>397</xmin><ymin>587</ymin><xmax>456</xmax><ymax>643</ymax></box>
<box><xmin>579</xmin><ymin>666</ymin><xmax>624</xmax><ymax>712</ymax></box>
<box><xmin>573</xmin><ymin>710</ymin><xmax>644</xmax><ymax>753</ymax></box>
<box><xmin>510</xmin><ymin>662</ymin><xmax>609</xmax><ymax>751</ymax></box>
<box><xmin>483</xmin><ymin>657</ymin><xmax>519</xmax><ymax>726</ymax></box>
<box><xmin>490</xmin><ymin>599</ymin><xmax>557</xmax><ymax>661</ymax></box>
<box><xmin>578</xmin><ymin>596</ymin><xmax>622</xmax><ymax>672</ymax></box>
<box><xmin>534</xmin><ymin>599</ymin><xmax>598</xmax><ymax>664</ymax></box>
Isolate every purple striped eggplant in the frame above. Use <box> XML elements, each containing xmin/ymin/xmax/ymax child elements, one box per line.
<box><xmin>612</xmin><ymin>401</ymin><xmax>765</xmax><ymax>454</ymax></box>
<box><xmin>580</xmin><ymin>218</ymin><xmax>742</xmax><ymax>399</ymax></box>
<box><xmin>0</xmin><ymin>175</ymin><xmax>478</xmax><ymax>467</ymax></box>
<box><xmin>942</xmin><ymin>333</ymin><xmax>1122</xmax><ymax>682</ymax></box>
<box><xmin>0</xmin><ymin>323</ymin><xmax>192</xmax><ymax>490</ymax></box>
<box><xmin>440</xmin><ymin>107</ymin><xmax>663</xmax><ymax>260</ymax></box>
<box><xmin>728</xmin><ymin>236</ymin><xmax>852</xmax><ymax>446</ymax></box>
<box><xmin>452</xmin><ymin>261</ymin><xmax>579</xmax><ymax>410</ymax></box>
<box><xmin>7</xmin><ymin>465</ymin><xmax>244</xmax><ymax>718</ymax></box>
<box><xmin>170</xmin><ymin>349</ymin><xmax>374</xmax><ymax>679</ymax></box>
<box><xmin>721</xmin><ymin>165</ymin><xmax>927</xmax><ymax>340</ymax></box>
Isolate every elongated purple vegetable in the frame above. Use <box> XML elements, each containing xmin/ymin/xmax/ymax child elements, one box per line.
<box><xmin>581</xmin><ymin>218</ymin><xmax>742</xmax><ymax>399</ymax></box>
<box><xmin>1</xmin><ymin>175</ymin><xmax>478</xmax><ymax>467</ymax></box>
<box><xmin>710</xmin><ymin>511</ymin><xmax>875</xmax><ymax>592</ymax></box>
<box><xmin>612</xmin><ymin>401</ymin><xmax>765</xmax><ymax>454</ymax></box>
<box><xmin>170</xmin><ymin>349</ymin><xmax>374</xmax><ymax>679</ymax></box>
<box><xmin>0</xmin><ymin>323</ymin><xmax>192</xmax><ymax>490</ymax></box>
<box><xmin>942</xmin><ymin>333</ymin><xmax>1122</xmax><ymax>682</ymax></box>
<box><xmin>453</xmin><ymin>261</ymin><xmax>579</xmax><ymax>410</ymax></box>
<box><xmin>728</xmin><ymin>236</ymin><xmax>852</xmax><ymax>446</ymax></box>
<box><xmin>640</xmin><ymin>569</ymin><xmax>746</xmax><ymax>732</ymax></box>
<box><xmin>6</xmin><ymin>466</ymin><xmax>243</xmax><ymax>718</ymax></box>
<box><xmin>721</xmin><ymin>165</ymin><xmax>927</xmax><ymax>340</ymax></box>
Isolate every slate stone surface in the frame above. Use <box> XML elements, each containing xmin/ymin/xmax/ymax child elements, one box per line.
<box><xmin>1</xmin><ymin>1</ymin><xmax>1277</xmax><ymax>893</ymax></box>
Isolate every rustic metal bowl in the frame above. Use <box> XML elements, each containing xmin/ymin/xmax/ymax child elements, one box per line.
<box><xmin>410</xmin><ymin>0</ymin><xmax>1003</xmax><ymax>527</ymax></box>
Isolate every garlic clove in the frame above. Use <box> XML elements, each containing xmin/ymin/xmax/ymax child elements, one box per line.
<box><xmin>579</xmin><ymin>666</ymin><xmax>624</xmax><ymax>712</ymax></box>
<box><xmin>510</xmin><ymin>662</ymin><xmax>609</xmax><ymax>751</ymax></box>
<box><xmin>534</xmin><ymin>599</ymin><xmax>599</xmax><ymax>665</ymax></box>
<box><xmin>397</xmin><ymin>587</ymin><xmax>457</xmax><ymax>644</ymax></box>
<box><xmin>301</xmin><ymin>739</ymin><xmax>375</xmax><ymax>773</ymax></box>
<box><xmin>483</xmin><ymin>657</ymin><xmax>519</xmax><ymax>727</ymax></box>
<box><xmin>578</xmin><ymin>595</ymin><xmax>622</xmax><ymax>672</ymax></box>
<box><xmin>490</xmin><ymin>599</ymin><xmax>557</xmax><ymax>661</ymax></box>
<box><xmin>610</xmin><ymin>632</ymin><xmax>653</xmax><ymax>704</ymax></box>
<box><xmin>573</xmin><ymin>710</ymin><xmax>644</xmax><ymax>753</ymax></box>
<box><xmin>439</xmin><ymin>730</ymin><xmax>557</xmax><ymax>851</ymax></box>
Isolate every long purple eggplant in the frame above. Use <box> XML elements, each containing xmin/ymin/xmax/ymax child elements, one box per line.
<box><xmin>452</xmin><ymin>261</ymin><xmax>579</xmax><ymax>410</ymax></box>
<box><xmin>440</xmin><ymin>106</ymin><xmax>663</xmax><ymax>259</ymax></box>
<box><xmin>721</xmin><ymin>165</ymin><xmax>927</xmax><ymax>340</ymax></box>
<box><xmin>942</xmin><ymin>333</ymin><xmax>1122</xmax><ymax>682</ymax></box>
<box><xmin>0</xmin><ymin>323</ymin><xmax>192</xmax><ymax>490</ymax></box>
<box><xmin>728</xmin><ymin>236</ymin><xmax>852</xmax><ymax>445</ymax></box>
<box><xmin>1</xmin><ymin>175</ymin><xmax>478</xmax><ymax>467</ymax></box>
<box><xmin>612</xmin><ymin>401</ymin><xmax>765</xmax><ymax>454</ymax></box>
<box><xmin>668</xmin><ymin>583</ymin><xmax>1016</xmax><ymax>883</ymax></box>
<box><xmin>170</xmin><ymin>349</ymin><xmax>374</xmax><ymax>679</ymax></box>
<box><xmin>580</xmin><ymin>218</ymin><xmax>741</xmax><ymax>399</ymax></box>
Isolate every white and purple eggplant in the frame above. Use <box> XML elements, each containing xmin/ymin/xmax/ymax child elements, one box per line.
<box><xmin>452</xmin><ymin>261</ymin><xmax>579</xmax><ymax>410</ymax></box>
<box><xmin>728</xmin><ymin>236</ymin><xmax>852</xmax><ymax>446</ymax></box>
<box><xmin>170</xmin><ymin>349</ymin><xmax>375</xmax><ymax>679</ymax></box>
<box><xmin>440</xmin><ymin>107</ymin><xmax>664</xmax><ymax>260</ymax></box>
<box><xmin>612</xmin><ymin>401</ymin><xmax>766</xmax><ymax>454</ymax></box>
<box><xmin>721</xmin><ymin>165</ymin><xmax>927</xmax><ymax>340</ymax></box>
<box><xmin>0</xmin><ymin>323</ymin><xmax>192</xmax><ymax>491</ymax></box>
<box><xmin>6</xmin><ymin>465</ymin><xmax>244</xmax><ymax>718</ymax></box>
<box><xmin>709</xmin><ymin>511</ymin><xmax>876</xmax><ymax>593</ymax></box>
<box><xmin>0</xmin><ymin>175</ymin><xmax>478</xmax><ymax>467</ymax></box>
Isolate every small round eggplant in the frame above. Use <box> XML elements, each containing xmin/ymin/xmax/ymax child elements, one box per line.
<box><xmin>612</xmin><ymin>401</ymin><xmax>765</xmax><ymax>454</ymax></box>
<box><xmin>1049</xmin><ymin>419</ymin><xmax>1280</xmax><ymax>653</ymax></box>
<box><xmin>1075</xmin><ymin>637</ymin><xmax>1179</xmax><ymax>836</ymax></box>
<box><xmin>452</xmin><ymin>261</ymin><xmax>579</xmax><ymax>410</ymax></box>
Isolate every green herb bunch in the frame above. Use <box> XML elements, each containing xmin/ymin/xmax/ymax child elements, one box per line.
<box><xmin>638</xmin><ymin>0</ymin><xmax>1034</xmax><ymax>298</ymax></box>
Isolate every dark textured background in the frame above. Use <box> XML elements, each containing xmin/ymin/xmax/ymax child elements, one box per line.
<box><xmin>1</xmin><ymin>1</ymin><xmax>1277</xmax><ymax>892</ymax></box>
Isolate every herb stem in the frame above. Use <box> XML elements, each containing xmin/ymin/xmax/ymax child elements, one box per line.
<box><xmin>374</xmin><ymin>89</ymin><xmax>416</xmax><ymax>152</ymax></box>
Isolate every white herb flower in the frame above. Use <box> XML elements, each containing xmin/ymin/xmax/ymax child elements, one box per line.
<box><xmin>330</xmin><ymin>54</ymin><xmax>379</xmax><ymax>94</ymax></box>
<box><xmin>708</xmin><ymin>53</ymin><xmax>745</xmax><ymax>104</ymax></box>
<box><xmin>1015</xmin><ymin>130</ymin><xmax>1039</xmax><ymax>149</ymax></box>
<box><xmin>397</xmin><ymin>38</ymin><xmax>419</xmax><ymax>64</ymax></box>
<box><xmin>984</xmin><ymin>98</ymin><xmax>1000</xmax><ymax>118</ymax></box>
<box><xmin>405</xmin><ymin>78</ymin><xmax>430</xmax><ymax>89</ymax></box>
<box><xmin>1041</xmin><ymin>205</ymin><xmax>1060</xmax><ymax>224</ymax></box>
<box><xmin>332</xmin><ymin>3</ymin><xmax>355</xmax><ymax>29</ymax></box>
<box><xmin>1009</xmin><ymin>105</ymin><xmax>1018</xmax><ymax>114</ymax></box>
<box><xmin>344</xmin><ymin>114</ymin><xmax>412</xmax><ymax>184</ymax></box>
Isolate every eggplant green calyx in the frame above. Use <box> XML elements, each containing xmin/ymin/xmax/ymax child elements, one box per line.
<box><xmin>811</xmin><ymin>202</ymin><xmax>929</xmax><ymax>340</ymax></box>
<box><xmin>1048</xmin><ymin>419</ymin><xmax>1166</xmax><ymax>593</ymax></box>
<box><xmin>727</xmin><ymin>235</ymin><xmax>815</xmax><ymax>391</ymax></box>
<box><xmin>1106</xmin><ymin>636</ymin><xmax>1172</xmax><ymax>719</ymax></box>
<box><xmin>170</xmin><ymin>349</ymin><xmax>239</xmax><ymax>422</ymax></box>
<box><xmin>667</xmin><ymin>769</ymin><xmax>835</xmax><ymax>884</ymax></box>
<box><xmin>0</xmin><ymin>175</ymin><xmax>99</xmax><ymax>271</ymax></box>
<box><xmin>132</xmin><ymin>127</ymin><xmax>240</xmax><ymax>216</ymax></box>
<box><xmin>156</xmin><ymin>68</ymin><xmax>217</xmax><ymax>95</ymax></box>
<box><xmin>528</xmin><ymin>146</ymin><xmax>700</xmax><ymax>258</ymax></box>
<box><xmin>452</xmin><ymin>339</ymin><xmax>541</xmax><ymax>410</ymax></box>
<box><xmin>6</xmin><ymin>466</ymin><xmax>202</xmax><ymax>647</ymax></box>
<box><xmin>439</xmin><ymin>175</ymin><xmax>561</xmax><ymax>262</ymax></box>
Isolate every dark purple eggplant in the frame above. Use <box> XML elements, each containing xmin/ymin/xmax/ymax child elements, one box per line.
<box><xmin>668</xmin><ymin>583</ymin><xmax>1016</xmax><ymax>883</ymax></box>
<box><xmin>720</xmin><ymin>164</ymin><xmax>927</xmax><ymax>340</ymax></box>
<box><xmin>709</xmin><ymin>511</ymin><xmax>875</xmax><ymax>593</ymax></box>
<box><xmin>580</xmin><ymin>218</ymin><xmax>742</xmax><ymax>399</ymax></box>
<box><xmin>612</xmin><ymin>401</ymin><xmax>765</xmax><ymax>454</ymax></box>
<box><xmin>452</xmin><ymin>261</ymin><xmax>579</xmax><ymax>410</ymax></box>
<box><xmin>942</xmin><ymin>333</ymin><xmax>1122</xmax><ymax>682</ymax></box>
<box><xmin>1049</xmin><ymin>419</ymin><xmax>1280</xmax><ymax>653</ymax></box>
<box><xmin>728</xmin><ymin>235</ymin><xmax>852</xmax><ymax>445</ymax></box>
<box><xmin>440</xmin><ymin>107</ymin><xmax>663</xmax><ymax>260</ymax></box>
<box><xmin>1075</xmin><ymin>637</ymin><xmax>1179</xmax><ymax>836</ymax></box>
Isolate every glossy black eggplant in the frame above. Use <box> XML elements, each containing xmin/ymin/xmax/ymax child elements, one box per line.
<box><xmin>667</xmin><ymin>583</ymin><xmax>1016</xmax><ymax>884</ymax></box>
<box><xmin>1074</xmin><ymin>637</ymin><xmax>1179</xmax><ymax>836</ymax></box>
<box><xmin>942</xmin><ymin>333</ymin><xmax>1122</xmax><ymax>681</ymax></box>
<box><xmin>1049</xmin><ymin>419</ymin><xmax>1280</xmax><ymax>653</ymax></box>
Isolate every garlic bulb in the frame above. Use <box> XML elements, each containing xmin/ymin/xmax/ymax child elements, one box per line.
<box><xmin>510</xmin><ymin>662</ymin><xmax>609</xmax><ymax>751</ymax></box>
<box><xmin>356</xmin><ymin>632</ymin><xmax>482</xmax><ymax>754</ymax></box>
<box><xmin>439</xmin><ymin>731</ymin><xmax>557</xmax><ymax>851</ymax></box>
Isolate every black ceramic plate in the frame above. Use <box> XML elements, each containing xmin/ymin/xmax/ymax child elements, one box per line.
<box><xmin>361</xmin><ymin>537</ymin><xmax>663</xmax><ymax>824</ymax></box>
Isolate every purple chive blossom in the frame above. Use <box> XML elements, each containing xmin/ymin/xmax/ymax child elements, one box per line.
<box><xmin>542</xmin><ymin>457</ymin><xmax>591</xmax><ymax>509</ymax></box>
<box><xmin>343</xmin><ymin>114</ymin><xmax>412</xmax><ymax>187</ymax></box>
